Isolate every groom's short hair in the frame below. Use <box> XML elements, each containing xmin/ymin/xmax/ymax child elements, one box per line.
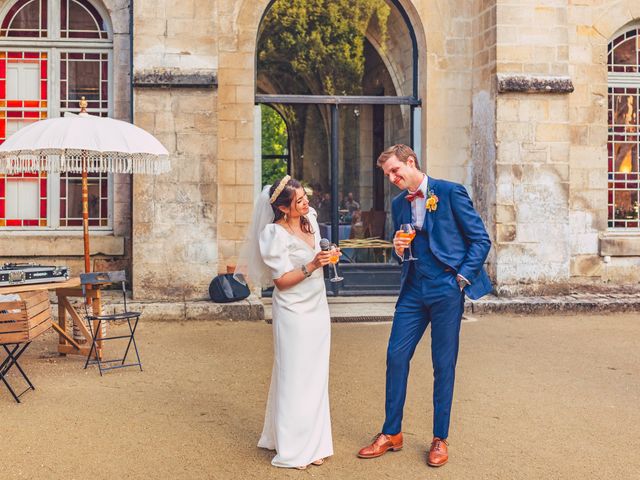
<box><xmin>377</xmin><ymin>144</ymin><xmax>420</xmax><ymax>169</ymax></box>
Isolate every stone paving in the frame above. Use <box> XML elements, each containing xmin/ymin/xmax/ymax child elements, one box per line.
<box><xmin>3</xmin><ymin>314</ymin><xmax>639</xmax><ymax>479</ymax></box>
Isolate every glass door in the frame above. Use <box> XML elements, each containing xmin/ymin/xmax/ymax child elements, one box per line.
<box><xmin>334</xmin><ymin>103</ymin><xmax>410</xmax><ymax>268</ymax></box>
<box><xmin>259</xmin><ymin>99</ymin><xmax>416</xmax><ymax>295</ymax></box>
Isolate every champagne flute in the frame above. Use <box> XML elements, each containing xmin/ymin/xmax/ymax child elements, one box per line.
<box><xmin>398</xmin><ymin>223</ymin><xmax>418</xmax><ymax>261</ymax></box>
<box><xmin>329</xmin><ymin>244</ymin><xmax>343</xmax><ymax>282</ymax></box>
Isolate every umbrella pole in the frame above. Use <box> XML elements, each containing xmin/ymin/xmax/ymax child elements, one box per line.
<box><xmin>82</xmin><ymin>151</ymin><xmax>91</xmax><ymax>273</ymax></box>
<box><xmin>81</xmin><ymin>150</ymin><xmax>101</xmax><ymax>358</ymax></box>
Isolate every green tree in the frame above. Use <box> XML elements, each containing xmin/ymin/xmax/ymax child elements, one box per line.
<box><xmin>258</xmin><ymin>0</ymin><xmax>390</xmax><ymax>96</ymax></box>
<box><xmin>261</xmin><ymin>105</ymin><xmax>289</xmax><ymax>187</ymax></box>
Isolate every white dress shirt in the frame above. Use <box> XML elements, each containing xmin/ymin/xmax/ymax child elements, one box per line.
<box><xmin>395</xmin><ymin>174</ymin><xmax>428</xmax><ymax>262</ymax></box>
<box><xmin>409</xmin><ymin>174</ymin><xmax>429</xmax><ymax>230</ymax></box>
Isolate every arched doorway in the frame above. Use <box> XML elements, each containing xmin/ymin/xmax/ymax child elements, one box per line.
<box><xmin>256</xmin><ymin>0</ymin><xmax>421</xmax><ymax>294</ymax></box>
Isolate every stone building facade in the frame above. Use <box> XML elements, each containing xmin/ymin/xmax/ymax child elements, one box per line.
<box><xmin>1</xmin><ymin>0</ymin><xmax>640</xmax><ymax>299</ymax></box>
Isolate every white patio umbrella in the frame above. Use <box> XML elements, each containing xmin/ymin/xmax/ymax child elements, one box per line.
<box><xmin>0</xmin><ymin>97</ymin><xmax>170</xmax><ymax>273</ymax></box>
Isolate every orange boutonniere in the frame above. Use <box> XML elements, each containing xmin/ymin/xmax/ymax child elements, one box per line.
<box><xmin>425</xmin><ymin>189</ymin><xmax>438</xmax><ymax>212</ymax></box>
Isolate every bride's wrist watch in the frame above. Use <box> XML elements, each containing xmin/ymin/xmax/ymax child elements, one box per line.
<box><xmin>301</xmin><ymin>264</ymin><xmax>312</xmax><ymax>278</ymax></box>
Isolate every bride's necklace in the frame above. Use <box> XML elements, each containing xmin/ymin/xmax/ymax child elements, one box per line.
<box><xmin>283</xmin><ymin>219</ymin><xmax>302</xmax><ymax>236</ymax></box>
<box><xmin>281</xmin><ymin>218</ymin><xmax>314</xmax><ymax>248</ymax></box>
<box><xmin>283</xmin><ymin>221</ymin><xmax>296</xmax><ymax>235</ymax></box>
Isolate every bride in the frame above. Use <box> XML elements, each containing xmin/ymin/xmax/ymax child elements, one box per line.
<box><xmin>235</xmin><ymin>175</ymin><xmax>335</xmax><ymax>469</ymax></box>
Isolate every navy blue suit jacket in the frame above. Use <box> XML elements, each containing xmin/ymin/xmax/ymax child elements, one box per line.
<box><xmin>392</xmin><ymin>177</ymin><xmax>492</xmax><ymax>300</ymax></box>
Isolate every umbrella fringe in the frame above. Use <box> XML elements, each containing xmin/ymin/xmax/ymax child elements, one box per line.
<box><xmin>0</xmin><ymin>151</ymin><xmax>170</xmax><ymax>175</ymax></box>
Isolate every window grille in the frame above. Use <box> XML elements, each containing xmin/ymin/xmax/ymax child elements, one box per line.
<box><xmin>608</xmin><ymin>27</ymin><xmax>640</xmax><ymax>228</ymax></box>
<box><xmin>0</xmin><ymin>0</ymin><xmax>112</xmax><ymax>231</ymax></box>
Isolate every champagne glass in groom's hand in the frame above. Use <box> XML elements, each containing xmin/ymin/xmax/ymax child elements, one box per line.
<box><xmin>396</xmin><ymin>224</ymin><xmax>418</xmax><ymax>261</ymax></box>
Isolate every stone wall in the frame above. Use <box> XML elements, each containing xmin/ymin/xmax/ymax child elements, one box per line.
<box><xmin>568</xmin><ymin>1</ymin><xmax>640</xmax><ymax>285</ymax></box>
<box><xmin>132</xmin><ymin>89</ymin><xmax>217</xmax><ymax>300</ymax></box>
<box><xmin>420</xmin><ymin>0</ymin><xmax>474</xmax><ymax>183</ymax></box>
<box><xmin>131</xmin><ymin>0</ymin><xmax>218</xmax><ymax>300</ymax></box>
<box><xmin>490</xmin><ymin>0</ymin><xmax>640</xmax><ymax>293</ymax></box>
<box><xmin>493</xmin><ymin>0</ymin><xmax>573</xmax><ymax>292</ymax></box>
<box><xmin>128</xmin><ymin>0</ymin><xmax>640</xmax><ymax>295</ymax></box>
<box><xmin>4</xmin><ymin>0</ymin><xmax>632</xmax><ymax>298</ymax></box>
<box><xmin>130</xmin><ymin>0</ymin><xmax>640</xmax><ymax>296</ymax></box>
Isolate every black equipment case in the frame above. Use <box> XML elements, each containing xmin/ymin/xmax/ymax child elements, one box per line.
<box><xmin>0</xmin><ymin>263</ymin><xmax>70</xmax><ymax>287</ymax></box>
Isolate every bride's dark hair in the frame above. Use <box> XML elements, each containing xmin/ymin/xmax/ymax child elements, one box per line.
<box><xmin>270</xmin><ymin>176</ymin><xmax>314</xmax><ymax>234</ymax></box>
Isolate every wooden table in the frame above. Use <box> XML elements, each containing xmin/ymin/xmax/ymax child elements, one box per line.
<box><xmin>0</xmin><ymin>278</ymin><xmax>102</xmax><ymax>358</ymax></box>
<box><xmin>338</xmin><ymin>237</ymin><xmax>394</xmax><ymax>263</ymax></box>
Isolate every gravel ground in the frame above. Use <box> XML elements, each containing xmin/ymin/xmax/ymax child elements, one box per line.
<box><xmin>2</xmin><ymin>313</ymin><xmax>639</xmax><ymax>479</ymax></box>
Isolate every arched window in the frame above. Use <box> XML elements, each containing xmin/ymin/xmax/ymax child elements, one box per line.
<box><xmin>0</xmin><ymin>0</ymin><xmax>112</xmax><ymax>229</ymax></box>
<box><xmin>608</xmin><ymin>26</ymin><xmax>640</xmax><ymax>229</ymax></box>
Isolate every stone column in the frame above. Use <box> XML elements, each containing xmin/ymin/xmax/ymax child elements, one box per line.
<box><xmin>494</xmin><ymin>0</ymin><xmax>572</xmax><ymax>293</ymax></box>
<box><xmin>471</xmin><ymin>0</ymin><xmax>497</xmax><ymax>280</ymax></box>
<box><xmin>215</xmin><ymin>0</ymin><xmax>266</xmax><ymax>272</ymax></box>
<box><xmin>131</xmin><ymin>0</ymin><xmax>218</xmax><ymax>300</ymax></box>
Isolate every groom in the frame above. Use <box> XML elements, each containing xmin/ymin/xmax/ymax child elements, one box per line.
<box><xmin>357</xmin><ymin>144</ymin><xmax>492</xmax><ymax>467</ymax></box>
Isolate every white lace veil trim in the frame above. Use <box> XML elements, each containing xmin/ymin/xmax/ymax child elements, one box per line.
<box><xmin>234</xmin><ymin>185</ymin><xmax>275</xmax><ymax>289</ymax></box>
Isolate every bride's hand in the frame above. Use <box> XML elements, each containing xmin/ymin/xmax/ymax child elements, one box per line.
<box><xmin>311</xmin><ymin>251</ymin><xmax>332</xmax><ymax>269</ymax></box>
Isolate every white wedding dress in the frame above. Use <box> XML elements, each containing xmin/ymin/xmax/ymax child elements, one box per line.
<box><xmin>257</xmin><ymin>208</ymin><xmax>333</xmax><ymax>468</ymax></box>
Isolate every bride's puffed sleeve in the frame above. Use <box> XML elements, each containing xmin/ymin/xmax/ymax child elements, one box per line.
<box><xmin>259</xmin><ymin>225</ymin><xmax>295</xmax><ymax>280</ymax></box>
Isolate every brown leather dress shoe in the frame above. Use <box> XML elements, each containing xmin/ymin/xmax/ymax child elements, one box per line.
<box><xmin>427</xmin><ymin>437</ymin><xmax>449</xmax><ymax>467</ymax></box>
<box><xmin>357</xmin><ymin>433</ymin><xmax>403</xmax><ymax>459</ymax></box>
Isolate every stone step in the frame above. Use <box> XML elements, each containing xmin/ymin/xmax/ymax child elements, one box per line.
<box><xmin>265</xmin><ymin>294</ymin><xmax>640</xmax><ymax>322</ymax></box>
<box><xmin>46</xmin><ymin>293</ymin><xmax>640</xmax><ymax>323</ymax></box>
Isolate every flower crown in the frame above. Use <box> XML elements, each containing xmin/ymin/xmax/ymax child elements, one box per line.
<box><xmin>269</xmin><ymin>175</ymin><xmax>291</xmax><ymax>204</ymax></box>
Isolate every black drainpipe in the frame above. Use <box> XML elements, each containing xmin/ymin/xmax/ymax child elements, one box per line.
<box><xmin>128</xmin><ymin>0</ymin><xmax>135</xmax><ymax>290</ymax></box>
<box><xmin>129</xmin><ymin>0</ymin><xmax>134</xmax><ymax>122</ymax></box>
